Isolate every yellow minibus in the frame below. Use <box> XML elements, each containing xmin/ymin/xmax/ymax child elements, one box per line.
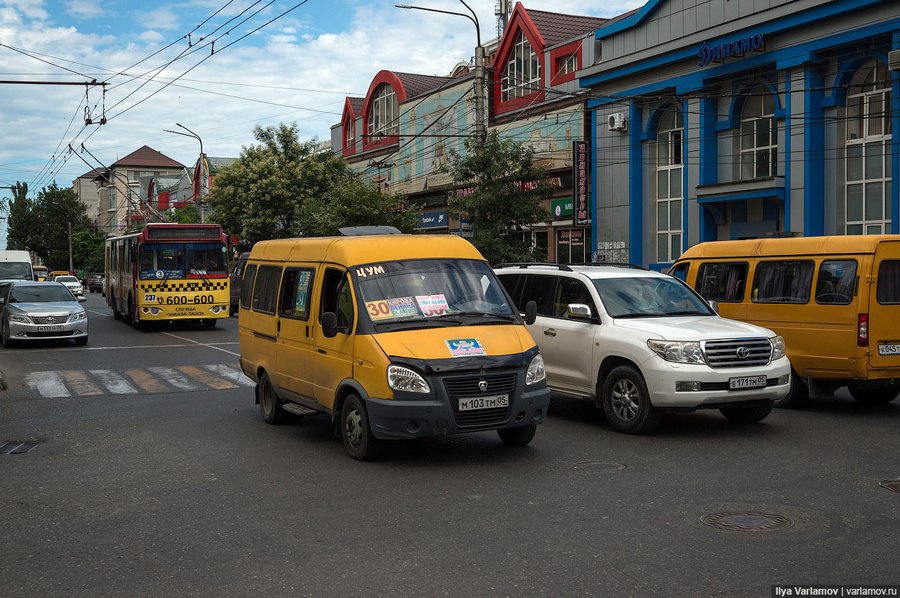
<box><xmin>670</xmin><ymin>235</ymin><xmax>900</xmax><ymax>407</ymax></box>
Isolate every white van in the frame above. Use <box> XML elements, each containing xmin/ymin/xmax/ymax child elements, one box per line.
<box><xmin>0</xmin><ymin>250</ymin><xmax>34</xmax><ymax>282</ymax></box>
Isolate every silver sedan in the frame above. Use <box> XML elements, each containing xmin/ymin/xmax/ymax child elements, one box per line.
<box><xmin>0</xmin><ymin>281</ymin><xmax>89</xmax><ymax>348</ymax></box>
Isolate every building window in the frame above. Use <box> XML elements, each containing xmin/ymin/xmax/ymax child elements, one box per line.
<box><xmin>555</xmin><ymin>53</ymin><xmax>577</xmax><ymax>78</ymax></box>
<box><xmin>345</xmin><ymin>120</ymin><xmax>355</xmax><ymax>148</ymax></box>
<box><xmin>845</xmin><ymin>60</ymin><xmax>892</xmax><ymax>235</ymax></box>
<box><xmin>655</xmin><ymin>108</ymin><xmax>683</xmax><ymax>263</ymax></box>
<box><xmin>107</xmin><ymin>186</ymin><xmax>117</xmax><ymax>211</ymax></box>
<box><xmin>740</xmin><ymin>87</ymin><xmax>777</xmax><ymax>179</ymax></box>
<box><xmin>367</xmin><ymin>84</ymin><xmax>398</xmax><ymax>139</ymax></box>
<box><xmin>501</xmin><ymin>31</ymin><xmax>540</xmax><ymax>101</ymax></box>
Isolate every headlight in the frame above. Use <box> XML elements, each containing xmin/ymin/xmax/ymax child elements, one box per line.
<box><xmin>648</xmin><ymin>339</ymin><xmax>706</xmax><ymax>364</ymax></box>
<box><xmin>525</xmin><ymin>353</ymin><xmax>546</xmax><ymax>385</ymax></box>
<box><xmin>387</xmin><ymin>365</ymin><xmax>430</xmax><ymax>393</ymax></box>
<box><xmin>69</xmin><ymin>312</ymin><xmax>87</xmax><ymax>322</ymax></box>
<box><xmin>8</xmin><ymin>313</ymin><xmax>31</xmax><ymax>324</ymax></box>
<box><xmin>770</xmin><ymin>336</ymin><xmax>786</xmax><ymax>361</ymax></box>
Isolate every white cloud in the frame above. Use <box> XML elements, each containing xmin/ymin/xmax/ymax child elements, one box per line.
<box><xmin>64</xmin><ymin>0</ymin><xmax>105</xmax><ymax>19</ymax></box>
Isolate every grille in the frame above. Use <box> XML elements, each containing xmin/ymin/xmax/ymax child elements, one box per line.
<box><xmin>27</xmin><ymin>330</ymin><xmax>75</xmax><ymax>337</ymax></box>
<box><xmin>703</xmin><ymin>338</ymin><xmax>772</xmax><ymax>368</ymax></box>
<box><xmin>31</xmin><ymin>315</ymin><xmax>69</xmax><ymax>325</ymax></box>
<box><xmin>444</xmin><ymin>373</ymin><xmax>517</xmax><ymax>429</ymax></box>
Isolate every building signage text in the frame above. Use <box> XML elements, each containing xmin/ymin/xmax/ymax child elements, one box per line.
<box><xmin>698</xmin><ymin>33</ymin><xmax>765</xmax><ymax>68</ymax></box>
<box><xmin>417</xmin><ymin>210</ymin><xmax>448</xmax><ymax>229</ymax></box>
<box><xmin>573</xmin><ymin>140</ymin><xmax>590</xmax><ymax>226</ymax></box>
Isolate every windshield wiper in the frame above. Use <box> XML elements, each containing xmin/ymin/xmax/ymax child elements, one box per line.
<box><xmin>450</xmin><ymin>311</ymin><xmax>518</xmax><ymax>323</ymax></box>
<box><xmin>665</xmin><ymin>310</ymin><xmax>709</xmax><ymax>316</ymax></box>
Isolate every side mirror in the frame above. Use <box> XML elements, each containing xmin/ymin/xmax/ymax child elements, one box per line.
<box><xmin>567</xmin><ymin>303</ymin><xmax>593</xmax><ymax>320</ymax></box>
<box><xmin>321</xmin><ymin>311</ymin><xmax>338</xmax><ymax>338</ymax></box>
<box><xmin>524</xmin><ymin>300</ymin><xmax>537</xmax><ymax>325</ymax></box>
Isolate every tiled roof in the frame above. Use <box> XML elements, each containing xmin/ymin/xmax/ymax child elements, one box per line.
<box><xmin>527</xmin><ymin>8</ymin><xmax>608</xmax><ymax>47</ymax></box>
<box><xmin>111</xmin><ymin>145</ymin><xmax>185</xmax><ymax>169</ymax></box>
<box><xmin>395</xmin><ymin>72</ymin><xmax>455</xmax><ymax>100</ymax></box>
<box><xmin>77</xmin><ymin>167</ymin><xmax>104</xmax><ymax>180</ymax></box>
<box><xmin>348</xmin><ymin>97</ymin><xmax>364</xmax><ymax>115</ymax></box>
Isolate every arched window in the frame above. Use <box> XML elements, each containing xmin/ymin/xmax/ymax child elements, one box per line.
<box><xmin>345</xmin><ymin>120</ymin><xmax>355</xmax><ymax>149</ymax></box>
<box><xmin>367</xmin><ymin>84</ymin><xmax>398</xmax><ymax>138</ymax></box>
<box><xmin>740</xmin><ymin>87</ymin><xmax>777</xmax><ymax>179</ymax></box>
<box><xmin>655</xmin><ymin>107</ymin><xmax>683</xmax><ymax>262</ymax></box>
<box><xmin>501</xmin><ymin>31</ymin><xmax>540</xmax><ymax>101</ymax></box>
<box><xmin>845</xmin><ymin>60</ymin><xmax>892</xmax><ymax>235</ymax></box>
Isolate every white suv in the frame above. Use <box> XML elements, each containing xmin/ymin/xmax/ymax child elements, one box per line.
<box><xmin>494</xmin><ymin>264</ymin><xmax>791</xmax><ymax>434</ymax></box>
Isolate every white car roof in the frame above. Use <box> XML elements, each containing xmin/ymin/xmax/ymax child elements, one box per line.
<box><xmin>495</xmin><ymin>264</ymin><xmax>671</xmax><ymax>281</ymax></box>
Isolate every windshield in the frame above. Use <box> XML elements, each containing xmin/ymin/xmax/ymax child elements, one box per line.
<box><xmin>354</xmin><ymin>259</ymin><xmax>515</xmax><ymax>327</ymax></box>
<box><xmin>0</xmin><ymin>262</ymin><xmax>33</xmax><ymax>280</ymax></box>
<box><xmin>593</xmin><ymin>276</ymin><xmax>715</xmax><ymax>318</ymax></box>
<box><xmin>139</xmin><ymin>242</ymin><xmax>227</xmax><ymax>280</ymax></box>
<box><xmin>56</xmin><ymin>276</ymin><xmax>79</xmax><ymax>283</ymax></box>
<box><xmin>10</xmin><ymin>284</ymin><xmax>77</xmax><ymax>303</ymax></box>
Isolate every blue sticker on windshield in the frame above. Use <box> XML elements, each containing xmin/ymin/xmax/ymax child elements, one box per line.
<box><xmin>446</xmin><ymin>338</ymin><xmax>486</xmax><ymax>358</ymax></box>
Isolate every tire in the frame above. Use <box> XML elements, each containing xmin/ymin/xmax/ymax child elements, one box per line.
<box><xmin>497</xmin><ymin>424</ymin><xmax>537</xmax><ymax>446</ymax></box>
<box><xmin>202</xmin><ymin>319</ymin><xmax>217</xmax><ymax>329</ymax></box>
<box><xmin>720</xmin><ymin>401</ymin><xmax>773</xmax><ymax>423</ymax></box>
<box><xmin>774</xmin><ymin>368</ymin><xmax>809</xmax><ymax>409</ymax></box>
<box><xmin>848</xmin><ymin>384</ymin><xmax>900</xmax><ymax>405</ymax></box>
<box><xmin>2</xmin><ymin>320</ymin><xmax>17</xmax><ymax>348</ymax></box>
<box><xmin>601</xmin><ymin>365</ymin><xmax>662</xmax><ymax>434</ymax></box>
<box><xmin>258</xmin><ymin>372</ymin><xmax>287</xmax><ymax>424</ymax></box>
<box><xmin>341</xmin><ymin>393</ymin><xmax>380</xmax><ymax>461</ymax></box>
<box><xmin>74</xmin><ymin>336</ymin><xmax>88</xmax><ymax>346</ymax></box>
<box><xmin>111</xmin><ymin>294</ymin><xmax>122</xmax><ymax>320</ymax></box>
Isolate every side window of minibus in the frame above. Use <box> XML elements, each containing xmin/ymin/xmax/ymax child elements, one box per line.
<box><xmin>816</xmin><ymin>260</ymin><xmax>857</xmax><ymax>305</ymax></box>
<box><xmin>279</xmin><ymin>268</ymin><xmax>314</xmax><ymax>319</ymax></box>
<box><xmin>697</xmin><ymin>263</ymin><xmax>748</xmax><ymax>302</ymax></box>
<box><xmin>320</xmin><ymin>268</ymin><xmax>354</xmax><ymax>332</ymax></box>
<box><xmin>752</xmin><ymin>261</ymin><xmax>814</xmax><ymax>303</ymax></box>
<box><xmin>876</xmin><ymin>261</ymin><xmax>900</xmax><ymax>304</ymax></box>
<box><xmin>251</xmin><ymin>266</ymin><xmax>281</xmax><ymax>314</ymax></box>
<box><xmin>240</xmin><ymin>264</ymin><xmax>257</xmax><ymax>310</ymax></box>
<box><xmin>668</xmin><ymin>263</ymin><xmax>688</xmax><ymax>282</ymax></box>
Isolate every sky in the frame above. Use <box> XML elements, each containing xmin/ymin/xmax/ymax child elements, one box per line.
<box><xmin>0</xmin><ymin>0</ymin><xmax>644</xmax><ymax>214</ymax></box>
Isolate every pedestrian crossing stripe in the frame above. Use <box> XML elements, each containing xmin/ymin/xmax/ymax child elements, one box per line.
<box><xmin>23</xmin><ymin>365</ymin><xmax>254</xmax><ymax>398</ymax></box>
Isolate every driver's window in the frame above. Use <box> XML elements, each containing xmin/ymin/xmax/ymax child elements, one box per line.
<box><xmin>320</xmin><ymin>268</ymin><xmax>354</xmax><ymax>333</ymax></box>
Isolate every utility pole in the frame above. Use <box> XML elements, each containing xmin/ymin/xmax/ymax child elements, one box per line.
<box><xmin>68</xmin><ymin>221</ymin><xmax>74</xmax><ymax>273</ymax></box>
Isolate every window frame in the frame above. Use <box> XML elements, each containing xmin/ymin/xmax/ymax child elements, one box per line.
<box><xmin>654</xmin><ymin>108</ymin><xmax>684</xmax><ymax>263</ymax></box>
<box><xmin>751</xmin><ymin>260</ymin><xmax>815</xmax><ymax>304</ymax></box>
<box><xmin>251</xmin><ymin>265</ymin><xmax>281</xmax><ymax>315</ymax></box>
<box><xmin>278</xmin><ymin>267</ymin><xmax>315</xmax><ymax>320</ymax></box>
<box><xmin>696</xmin><ymin>262</ymin><xmax>749</xmax><ymax>303</ymax></box>
<box><xmin>501</xmin><ymin>31</ymin><xmax>541</xmax><ymax>102</ymax></box>
<box><xmin>739</xmin><ymin>88</ymin><xmax>778</xmax><ymax>180</ymax></box>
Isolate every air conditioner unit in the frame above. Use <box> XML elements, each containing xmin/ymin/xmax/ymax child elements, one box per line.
<box><xmin>889</xmin><ymin>49</ymin><xmax>900</xmax><ymax>72</ymax></box>
<box><xmin>608</xmin><ymin>112</ymin><xmax>627</xmax><ymax>132</ymax></box>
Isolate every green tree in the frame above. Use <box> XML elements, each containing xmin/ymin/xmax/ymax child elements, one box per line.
<box><xmin>8</xmin><ymin>183</ymin><xmax>90</xmax><ymax>269</ymax></box>
<box><xmin>446</xmin><ymin>131</ymin><xmax>551</xmax><ymax>265</ymax></box>
<box><xmin>207</xmin><ymin>123</ymin><xmax>350</xmax><ymax>244</ymax></box>
<box><xmin>303</xmin><ymin>176</ymin><xmax>419</xmax><ymax>236</ymax></box>
<box><xmin>6</xmin><ymin>182</ymin><xmax>33</xmax><ymax>251</ymax></box>
<box><xmin>170</xmin><ymin>204</ymin><xmax>200</xmax><ymax>224</ymax></box>
<box><xmin>72</xmin><ymin>228</ymin><xmax>106</xmax><ymax>273</ymax></box>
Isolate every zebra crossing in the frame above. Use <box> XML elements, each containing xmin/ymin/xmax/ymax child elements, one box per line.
<box><xmin>24</xmin><ymin>364</ymin><xmax>255</xmax><ymax>398</ymax></box>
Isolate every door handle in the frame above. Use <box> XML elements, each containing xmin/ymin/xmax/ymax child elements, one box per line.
<box><xmin>543</xmin><ymin>329</ymin><xmax>557</xmax><ymax>337</ymax></box>
<box><xmin>316</xmin><ymin>348</ymin><xmax>327</xmax><ymax>354</ymax></box>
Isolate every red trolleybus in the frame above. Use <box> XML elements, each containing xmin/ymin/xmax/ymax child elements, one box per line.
<box><xmin>105</xmin><ymin>223</ymin><xmax>230</xmax><ymax>328</ymax></box>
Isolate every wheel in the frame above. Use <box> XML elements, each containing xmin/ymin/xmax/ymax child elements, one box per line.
<box><xmin>2</xmin><ymin>320</ymin><xmax>17</xmax><ymax>348</ymax></box>
<box><xmin>497</xmin><ymin>424</ymin><xmax>537</xmax><ymax>446</ymax></box>
<box><xmin>111</xmin><ymin>294</ymin><xmax>122</xmax><ymax>320</ymax></box>
<box><xmin>202</xmin><ymin>319</ymin><xmax>217</xmax><ymax>329</ymax></box>
<box><xmin>341</xmin><ymin>393</ymin><xmax>380</xmax><ymax>461</ymax></box>
<box><xmin>258</xmin><ymin>372</ymin><xmax>287</xmax><ymax>424</ymax></box>
<box><xmin>720</xmin><ymin>401</ymin><xmax>773</xmax><ymax>423</ymax></box>
<box><xmin>74</xmin><ymin>336</ymin><xmax>88</xmax><ymax>346</ymax></box>
<box><xmin>601</xmin><ymin>365</ymin><xmax>662</xmax><ymax>434</ymax></box>
<box><xmin>848</xmin><ymin>384</ymin><xmax>900</xmax><ymax>405</ymax></box>
<box><xmin>775</xmin><ymin>368</ymin><xmax>809</xmax><ymax>409</ymax></box>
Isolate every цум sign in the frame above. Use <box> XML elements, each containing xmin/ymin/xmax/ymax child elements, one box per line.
<box><xmin>698</xmin><ymin>33</ymin><xmax>765</xmax><ymax>67</ymax></box>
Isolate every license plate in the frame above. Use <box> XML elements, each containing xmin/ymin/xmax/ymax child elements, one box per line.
<box><xmin>458</xmin><ymin>394</ymin><xmax>509</xmax><ymax>411</ymax></box>
<box><xmin>878</xmin><ymin>344</ymin><xmax>900</xmax><ymax>356</ymax></box>
<box><xmin>37</xmin><ymin>325</ymin><xmax>63</xmax><ymax>332</ymax></box>
<box><xmin>728</xmin><ymin>375</ymin><xmax>767</xmax><ymax>390</ymax></box>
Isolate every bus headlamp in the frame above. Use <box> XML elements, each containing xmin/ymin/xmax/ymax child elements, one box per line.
<box><xmin>387</xmin><ymin>365</ymin><xmax>430</xmax><ymax>393</ymax></box>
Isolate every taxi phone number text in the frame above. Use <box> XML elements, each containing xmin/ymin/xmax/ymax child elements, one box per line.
<box><xmin>145</xmin><ymin>294</ymin><xmax>217</xmax><ymax>305</ymax></box>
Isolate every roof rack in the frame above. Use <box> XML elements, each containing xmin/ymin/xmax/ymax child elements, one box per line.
<box><xmin>494</xmin><ymin>263</ymin><xmax>573</xmax><ymax>271</ymax></box>
<box><xmin>568</xmin><ymin>262</ymin><xmax>649</xmax><ymax>270</ymax></box>
<box><xmin>338</xmin><ymin>226</ymin><xmax>402</xmax><ymax>236</ymax></box>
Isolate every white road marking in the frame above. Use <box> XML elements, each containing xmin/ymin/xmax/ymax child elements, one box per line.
<box><xmin>89</xmin><ymin>370</ymin><xmax>139</xmax><ymax>394</ymax></box>
<box><xmin>145</xmin><ymin>366</ymin><xmax>205</xmax><ymax>391</ymax></box>
<box><xmin>24</xmin><ymin>371</ymin><xmax>70</xmax><ymax>398</ymax></box>
<box><xmin>202</xmin><ymin>364</ymin><xmax>254</xmax><ymax>387</ymax></box>
<box><xmin>162</xmin><ymin>332</ymin><xmax>240</xmax><ymax>357</ymax></box>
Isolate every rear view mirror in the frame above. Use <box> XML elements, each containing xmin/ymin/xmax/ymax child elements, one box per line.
<box><xmin>524</xmin><ymin>300</ymin><xmax>537</xmax><ymax>325</ymax></box>
<box><xmin>567</xmin><ymin>304</ymin><xmax>593</xmax><ymax>320</ymax></box>
<box><xmin>321</xmin><ymin>312</ymin><xmax>338</xmax><ymax>338</ymax></box>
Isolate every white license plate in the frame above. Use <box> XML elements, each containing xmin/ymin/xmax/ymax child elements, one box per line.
<box><xmin>37</xmin><ymin>325</ymin><xmax>63</xmax><ymax>332</ymax></box>
<box><xmin>458</xmin><ymin>394</ymin><xmax>509</xmax><ymax>411</ymax></box>
<box><xmin>878</xmin><ymin>344</ymin><xmax>900</xmax><ymax>356</ymax></box>
<box><xmin>728</xmin><ymin>375</ymin><xmax>767</xmax><ymax>390</ymax></box>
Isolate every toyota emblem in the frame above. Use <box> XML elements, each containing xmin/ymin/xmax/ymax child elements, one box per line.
<box><xmin>46</xmin><ymin>316</ymin><xmax>56</xmax><ymax>324</ymax></box>
<box><xmin>736</xmin><ymin>346</ymin><xmax>751</xmax><ymax>359</ymax></box>
<box><xmin>478</xmin><ymin>379</ymin><xmax>488</xmax><ymax>392</ymax></box>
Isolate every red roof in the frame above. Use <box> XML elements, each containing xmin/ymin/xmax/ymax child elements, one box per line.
<box><xmin>527</xmin><ymin>8</ymin><xmax>608</xmax><ymax>47</ymax></box>
<box><xmin>394</xmin><ymin>72</ymin><xmax>455</xmax><ymax>100</ymax></box>
<box><xmin>111</xmin><ymin>145</ymin><xmax>184</xmax><ymax>169</ymax></box>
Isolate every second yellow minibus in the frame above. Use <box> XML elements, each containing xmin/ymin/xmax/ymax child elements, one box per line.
<box><xmin>670</xmin><ymin>235</ymin><xmax>900</xmax><ymax>407</ymax></box>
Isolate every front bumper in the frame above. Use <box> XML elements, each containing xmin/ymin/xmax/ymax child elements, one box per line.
<box><xmin>644</xmin><ymin>357</ymin><xmax>792</xmax><ymax>409</ymax></box>
<box><xmin>8</xmin><ymin>318</ymin><xmax>88</xmax><ymax>342</ymax></box>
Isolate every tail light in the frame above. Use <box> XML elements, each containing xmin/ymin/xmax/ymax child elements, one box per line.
<box><xmin>857</xmin><ymin>313</ymin><xmax>868</xmax><ymax>347</ymax></box>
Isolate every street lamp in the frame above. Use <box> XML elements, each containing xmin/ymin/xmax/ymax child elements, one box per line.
<box><xmin>396</xmin><ymin>1</ymin><xmax>486</xmax><ymax>149</ymax></box>
<box><xmin>164</xmin><ymin>123</ymin><xmax>206</xmax><ymax>222</ymax></box>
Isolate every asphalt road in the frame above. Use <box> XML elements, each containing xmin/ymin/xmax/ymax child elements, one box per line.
<box><xmin>1</xmin><ymin>293</ymin><xmax>898</xmax><ymax>597</ymax></box>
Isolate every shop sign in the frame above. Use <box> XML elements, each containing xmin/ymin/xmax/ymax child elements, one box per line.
<box><xmin>417</xmin><ymin>210</ymin><xmax>448</xmax><ymax>229</ymax></box>
<box><xmin>552</xmin><ymin>199</ymin><xmax>573</xmax><ymax>219</ymax></box>
<box><xmin>698</xmin><ymin>33</ymin><xmax>765</xmax><ymax>68</ymax></box>
<box><xmin>452</xmin><ymin>174</ymin><xmax>569</xmax><ymax>199</ymax></box>
<box><xmin>459</xmin><ymin>218</ymin><xmax>474</xmax><ymax>238</ymax></box>
<box><xmin>573</xmin><ymin>140</ymin><xmax>590</xmax><ymax>226</ymax></box>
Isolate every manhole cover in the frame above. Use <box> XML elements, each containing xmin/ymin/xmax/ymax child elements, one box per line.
<box><xmin>880</xmin><ymin>480</ymin><xmax>900</xmax><ymax>493</ymax></box>
<box><xmin>0</xmin><ymin>441</ymin><xmax>39</xmax><ymax>455</ymax></box>
<box><xmin>701</xmin><ymin>511</ymin><xmax>793</xmax><ymax>532</ymax></box>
